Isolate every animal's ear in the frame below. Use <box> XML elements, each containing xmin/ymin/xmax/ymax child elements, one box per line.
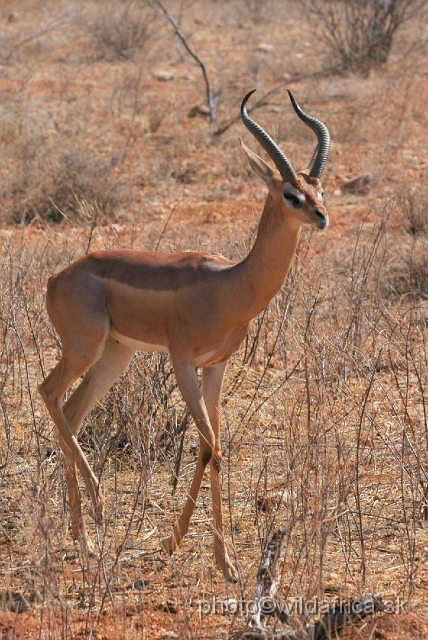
<box><xmin>240</xmin><ymin>140</ymin><xmax>274</xmax><ymax>184</ymax></box>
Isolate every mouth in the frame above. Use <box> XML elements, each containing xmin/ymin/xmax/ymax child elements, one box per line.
<box><xmin>314</xmin><ymin>210</ymin><xmax>329</xmax><ymax>229</ymax></box>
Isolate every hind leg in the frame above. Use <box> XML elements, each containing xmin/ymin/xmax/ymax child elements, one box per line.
<box><xmin>62</xmin><ymin>336</ymin><xmax>134</xmax><ymax>543</ymax></box>
<box><xmin>40</xmin><ymin>336</ymin><xmax>134</xmax><ymax>548</ymax></box>
<box><xmin>39</xmin><ymin>351</ymin><xmax>106</xmax><ymax>536</ymax></box>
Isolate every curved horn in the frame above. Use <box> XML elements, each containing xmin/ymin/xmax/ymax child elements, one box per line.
<box><xmin>241</xmin><ymin>89</ymin><xmax>297</xmax><ymax>183</ymax></box>
<box><xmin>287</xmin><ymin>90</ymin><xmax>330</xmax><ymax>179</ymax></box>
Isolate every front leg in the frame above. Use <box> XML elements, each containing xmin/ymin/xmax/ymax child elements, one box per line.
<box><xmin>202</xmin><ymin>363</ymin><xmax>237</xmax><ymax>582</ymax></box>
<box><xmin>161</xmin><ymin>359</ymin><xmax>216</xmax><ymax>557</ymax></box>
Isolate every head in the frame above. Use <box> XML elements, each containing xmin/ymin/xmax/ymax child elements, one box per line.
<box><xmin>240</xmin><ymin>89</ymin><xmax>330</xmax><ymax>230</ymax></box>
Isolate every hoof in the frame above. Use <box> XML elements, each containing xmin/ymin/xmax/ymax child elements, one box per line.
<box><xmin>89</xmin><ymin>494</ymin><xmax>104</xmax><ymax>525</ymax></box>
<box><xmin>161</xmin><ymin>535</ymin><xmax>176</xmax><ymax>556</ymax></box>
<box><xmin>93</xmin><ymin>504</ymin><xmax>104</xmax><ymax>526</ymax></box>
<box><xmin>87</xmin><ymin>546</ymin><xmax>99</xmax><ymax>559</ymax></box>
<box><xmin>223</xmin><ymin>563</ymin><xmax>238</xmax><ymax>583</ymax></box>
<box><xmin>76</xmin><ymin>535</ymin><xmax>98</xmax><ymax>560</ymax></box>
<box><xmin>215</xmin><ymin>549</ymin><xmax>238</xmax><ymax>583</ymax></box>
<box><xmin>226</xmin><ymin>570</ymin><xmax>238</xmax><ymax>584</ymax></box>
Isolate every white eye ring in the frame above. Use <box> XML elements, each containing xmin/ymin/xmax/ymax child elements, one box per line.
<box><xmin>284</xmin><ymin>192</ymin><xmax>305</xmax><ymax>209</ymax></box>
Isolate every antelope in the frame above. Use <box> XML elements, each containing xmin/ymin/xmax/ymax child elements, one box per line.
<box><xmin>38</xmin><ymin>90</ymin><xmax>330</xmax><ymax>582</ymax></box>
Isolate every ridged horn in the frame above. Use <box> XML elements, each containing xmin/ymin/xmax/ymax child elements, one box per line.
<box><xmin>287</xmin><ymin>89</ymin><xmax>330</xmax><ymax>179</ymax></box>
<box><xmin>241</xmin><ymin>89</ymin><xmax>297</xmax><ymax>183</ymax></box>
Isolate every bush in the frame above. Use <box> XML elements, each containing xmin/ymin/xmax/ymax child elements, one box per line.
<box><xmin>4</xmin><ymin>145</ymin><xmax>127</xmax><ymax>224</ymax></box>
<box><xmin>387</xmin><ymin>251</ymin><xmax>428</xmax><ymax>299</ymax></box>
<box><xmin>305</xmin><ymin>0</ymin><xmax>424</xmax><ymax>74</ymax></box>
<box><xmin>398</xmin><ymin>183</ymin><xmax>428</xmax><ymax>236</ymax></box>
<box><xmin>89</xmin><ymin>1</ymin><xmax>153</xmax><ymax>62</ymax></box>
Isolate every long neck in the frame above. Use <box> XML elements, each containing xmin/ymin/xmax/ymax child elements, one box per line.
<box><xmin>225</xmin><ymin>194</ymin><xmax>301</xmax><ymax>323</ymax></box>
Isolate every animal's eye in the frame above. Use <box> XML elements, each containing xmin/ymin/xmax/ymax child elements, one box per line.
<box><xmin>284</xmin><ymin>193</ymin><xmax>302</xmax><ymax>208</ymax></box>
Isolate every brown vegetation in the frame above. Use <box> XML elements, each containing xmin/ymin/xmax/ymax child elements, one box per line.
<box><xmin>1</xmin><ymin>0</ymin><xmax>428</xmax><ymax>638</ymax></box>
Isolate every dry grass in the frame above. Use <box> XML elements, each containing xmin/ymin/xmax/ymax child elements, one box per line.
<box><xmin>1</xmin><ymin>1</ymin><xmax>428</xmax><ymax>638</ymax></box>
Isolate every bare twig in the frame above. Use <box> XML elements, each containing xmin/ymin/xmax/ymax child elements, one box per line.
<box><xmin>172</xmin><ymin>409</ymin><xmax>190</xmax><ymax>494</ymax></box>
<box><xmin>155</xmin><ymin>196</ymin><xmax>184</xmax><ymax>251</ymax></box>
<box><xmin>148</xmin><ymin>0</ymin><xmax>216</xmax><ymax>124</ymax></box>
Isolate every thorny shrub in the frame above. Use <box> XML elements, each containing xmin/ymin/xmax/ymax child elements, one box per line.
<box><xmin>88</xmin><ymin>1</ymin><xmax>154</xmax><ymax>62</ymax></box>
<box><xmin>305</xmin><ymin>0</ymin><xmax>426</xmax><ymax>74</ymax></box>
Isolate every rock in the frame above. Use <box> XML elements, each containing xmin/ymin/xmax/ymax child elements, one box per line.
<box><xmin>258</xmin><ymin>42</ymin><xmax>274</xmax><ymax>52</ymax></box>
<box><xmin>8</xmin><ymin>12</ymin><xmax>21</xmax><ymax>23</ymax></box>
<box><xmin>187</xmin><ymin>104</ymin><xmax>210</xmax><ymax>118</ymax></box>
<box><xmin>155</xmin><ymin>70</ymin><xmax>174</xmax><ymax>82</ymax></box>
<box><xmin>341</xmin><ymin>172</ymin><xmax>374</xmax><ymax>195</ymax></box>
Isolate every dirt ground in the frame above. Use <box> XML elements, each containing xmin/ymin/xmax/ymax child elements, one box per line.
<box><xmin>1</xmin><ymin>1</ymin><xmax>428</xmax><ymax>638</ymax></box>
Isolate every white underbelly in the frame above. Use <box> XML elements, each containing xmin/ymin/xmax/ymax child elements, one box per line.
<box><xmin>110</xmin><ymin>328</ymin><xmax>169</xmax><ymax>353</ymax></box>
<box><xmin>194</xmin><ymin>350</ymin><xmax>218</xmax><ymax>367</ymax></box>
<box><xmin>110</xmin><ymin>329</ymin><xmax>221</xmax><ymax>366</ymax></box>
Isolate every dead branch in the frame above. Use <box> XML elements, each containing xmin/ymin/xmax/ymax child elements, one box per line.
<box><xmin>213</xmin><ymin>63</ymin><xmax>343</xmax><ymax>138</ymax></box>
<box><xmin>239</xmin><ymin>531</ymin><xmax>385</xmax><ymax>639</ymax></box>
<box><xmin>148</xmin><ymin>0</ymin><xmax>216</xmax><ymax>124</ymax></box>
<box><xmin>242</xmin><ymin>594</ymin><xmax>385</xmax><ymax>640</ymax></box>
<box><xmin>147</xmin><ymin>1</ymin><xmax>342</xmax><ymax>138</ymax></box>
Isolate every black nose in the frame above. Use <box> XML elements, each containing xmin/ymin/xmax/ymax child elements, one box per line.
<box><xmin>315</xmin><ymin>210</ymin><xmax>328</xmax><ymax>229</ymax></box>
